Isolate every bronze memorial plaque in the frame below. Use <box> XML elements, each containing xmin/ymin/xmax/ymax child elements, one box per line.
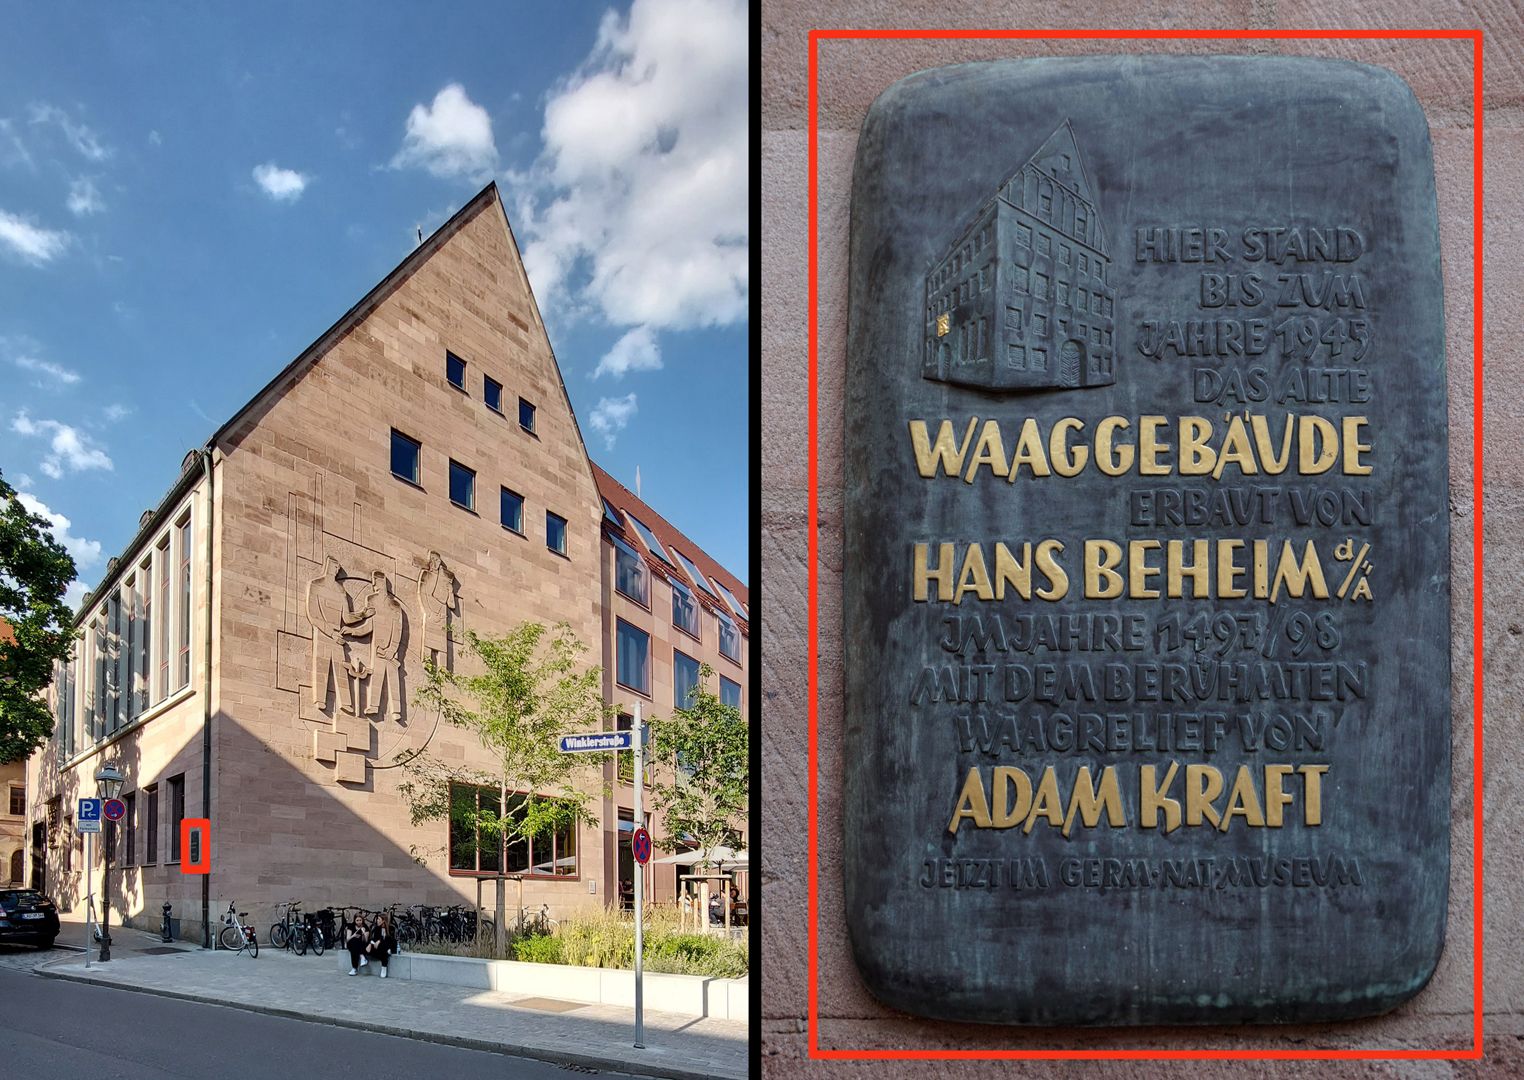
<box><xmin>842</xmin><ymin>57</ymin><xmax>1449</xmax><ymax>1025</ymax></box>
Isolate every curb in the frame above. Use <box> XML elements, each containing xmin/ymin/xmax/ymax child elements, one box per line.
<box><xmin>36</xmin><ymin>966</ymin><xmax>740</xmax><ymax>1080</ymax></box>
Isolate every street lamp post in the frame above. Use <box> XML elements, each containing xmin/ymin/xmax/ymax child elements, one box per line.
<box><xmin>94</xmin><ymin>761</ymin><xmax>124</xmax><ymax>962</ymax></box>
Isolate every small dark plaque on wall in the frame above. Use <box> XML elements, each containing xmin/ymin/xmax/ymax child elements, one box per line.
<box><xmin>842</xmin><ymin>57</ymin><xmax>1448</xmax><ymax>1026</ymax></box>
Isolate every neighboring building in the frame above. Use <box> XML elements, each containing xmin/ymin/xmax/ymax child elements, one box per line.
<box><xmin>23</xmin><ymin>183</ymin><xmax>748</xmax><ymax>943</ymax></box>
<box><xmin>0</xmin><ymin>619</ymin><xmax>25</xmax><ymax>886</ymax></box>
<box><xmin>923</xmin><ymin>120</ymin><xmax>1117</xmax><ymax>391</ymax></box>
<box><xmin>593</xmin><ymin>463</ymin><xmax>749</xmax><ymax>910</ymax></box>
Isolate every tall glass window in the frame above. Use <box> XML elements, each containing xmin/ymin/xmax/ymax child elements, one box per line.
<box><xmin>616</xmin><ymin>620</ymin><xmax>650</xmax><ymax>695</ymax></box>
<box><xmin>124</xmin><ymin>579</ymin><xmax>137</xmax><ymax>719</ymax></box>
<box><xmin>546</xmin><ymin>511</ymin><xmax>567</xmax><ymax>556</ymax></box>
<box><xmin>720</xmin><ymin>676</ymin><xmax>742</xmax><ymax>712</ymax></box>
<box><xmin>390</xmin><ymin>429</ymin><xmax>421</xmax><ymax>485</ymax></box>
<box><xmin>137</xmin><ymin>557</ymin><xmax>152</xmax><ymax>711</ymax></box>
<box><xmin>674</xmin><ymin>650</ymin><xmax>701</xmax><ymax>711</ymax></box>
<box><xmin>449</xmin><ymin>460</ymin><xmax>475</xmax><ymax>510</ymax></box>
<box><xmin>177</xmin><ymin>516</ymin><xmax>192</xmax><ymax>690</ymax></box>
<box><xmin>156</xmin><ymin>537</ymin><xmax>170</xmax><ymax>697</ymax></box>
<box><xmin>500</xmin><ymin>487</ymin><xmax>524</xmax><ymax>533</ymax></box>
<box><xmin>612</xmin><ymin>535</ymin><xmax>648</xmax><ymax>606</ymax></box>
<box><xmin>484</xmin><ymin>375</ymin><xmax>503</xmax><ymax>413</ymax></box>
<box><xmin>107</xmin><ymin>590</ymin><xmax>121</xmax><ymax>732</ymax></box>
<box><xmin>144</xmin><ymin>785</ymin><xmax>158</xmax><ymax>863</ymax></box>
<box><xmin>718</xmin><ymin>616</ymin><xmax>741</xmax><ymax>662</ymax></box>
<box><xmin>168</xmin><ymin>774</ymin><xmax>185</xmax><ymax>862</ymax></box>
<box><xmin>446</xmin><ymin>351</ymin><xmax>466</xmax><ymax>389</ymax></box>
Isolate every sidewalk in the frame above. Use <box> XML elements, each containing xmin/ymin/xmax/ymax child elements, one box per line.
<box><xmin>38</xmin><ymin>924</ymin><xmax>746</xmax><ymax>1080</ymax></box>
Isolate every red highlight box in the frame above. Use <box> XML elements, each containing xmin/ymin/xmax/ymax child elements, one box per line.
<box><xmin>805</xmin><ymin>27</ymin><xmax>1484</xmax><ymax>1062</ymax></box>
<box><xmin>181</xmin><ymin>817</ymin><xmax>210</xmax><ymax>875</ymax></box>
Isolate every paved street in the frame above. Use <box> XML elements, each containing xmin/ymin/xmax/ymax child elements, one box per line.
<box><xmin>0</xmin><ymin>965</ymin><xmax>640</xmax><ymax>1079</ymax></box>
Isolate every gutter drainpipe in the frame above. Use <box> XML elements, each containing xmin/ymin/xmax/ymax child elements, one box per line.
<box><xmin>200</xmin><ymin>447</ymin><xmax>215</xmax><ymax>947</ymax></box>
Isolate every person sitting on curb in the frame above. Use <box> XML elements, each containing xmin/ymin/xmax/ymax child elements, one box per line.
<box><xmin>346</xmin><ymin>913</ymin><xmax>370</xmax><ymax>976</ymax></box>
<box><xmin>366</xmin><ymin>912</ymin><xmax>397</xmax><ymax>978</ymax></box>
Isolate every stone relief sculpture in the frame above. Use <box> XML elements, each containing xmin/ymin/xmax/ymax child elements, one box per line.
<box><xmin>360</xmin><ymin>570</ymin><xmax>404</xmax><ymax>721</ymax></box>
<box><xmin>307</xmin><ymin>555</ymin><xmax>358</xmax><ymax>715</ymax></box>
<box><xmin>417</xmin><ymin>550</ymin><xmax>459</xmax><ymax>668</ymax></box>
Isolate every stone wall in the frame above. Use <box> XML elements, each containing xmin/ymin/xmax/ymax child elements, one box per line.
<box><xmin>761</xmin><ymin>2</ymin><xmax>1518</xmax><ymax>1073</ymax></box>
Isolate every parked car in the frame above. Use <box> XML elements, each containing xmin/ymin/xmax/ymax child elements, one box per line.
<box><xmin>0</xmin><ymin>889</ymin><xmax>60</xmax><ymax>948</ymax></box>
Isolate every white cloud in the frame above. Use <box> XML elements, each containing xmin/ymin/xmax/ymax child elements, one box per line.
<box><xmin>148</xmin><ymin>129</ymin><xmax>162</xmax><ymax>146</ymax></box>
<box><xmin>252</xmin><ymin>162</ymin><xmax>309</xmax><ymax>201</ymax></box>
<box><xmin>67</xmin><ymin>177</ymin><xmax>104</xmax><ymax>216</ymax></box>
<box><xmin>589</xmin><ymin>392</ymin><xmax>638</xmax><ymax>449</ymax></box>
<box><xmin>15</xmin><ymin>473</ymin><xmax>33</xmax><ymax>489</ymax></box>
<box><xmin>593</xmin><ymin>325</ymin><xmax>662</xmax><ymax>380</ymax></box>
<box><xmin>14</xmin><ymin>491</ymin><xmax>104</xmax><ymax>573</ymax></box>
<box><xmin>0</xmin><ymin>118</ymin><xmax>34</xmax><ymax>169</ymax></box>
<box><xmin>11</xmin><ymin>411</ymin><xmax>113</xmax><ymax>477</ymax></box>
<box><xmin>28</xmin><ymin>103</ymin><xmax>112</xmax><ymax>162</ymax></box>
<box><xmin>64</xmin><ymin>580</ymin><xmax>90</xmax><ymax>609</ymax></box>
<box><xmin>0</xmin><ymin>209</ymin><xmax>70</xmax><ymax>264</ymax></box>
<box><xmin>103</xmin><ymin>403</ymin><xmax>131</xmax><ymax>422</ymax></box>
<box><xmin>14</xmin><ymin>354</ymin><xmax>80</xmax><ymax>387</ymax></box>
<box><xmin>390</xmin><ymin>84</ymin><xmax>498</xmax><ymax>182</ymax></box>
<box><xmin>511</xmin><ymin>0</ymin><xmax>747</xmax><ymax>332</ymax></box>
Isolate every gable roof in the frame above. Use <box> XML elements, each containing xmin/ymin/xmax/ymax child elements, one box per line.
<box><xmin>591</xmin><ymin>461</ymin><xmax>748</xmax><ymax>631</ymax></box>
<box><xmin>69</xmin><ymin>181</ymin><xmax>597</xmax><ymax>622</ymax></box>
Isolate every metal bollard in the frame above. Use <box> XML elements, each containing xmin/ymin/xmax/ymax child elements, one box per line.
<box><xmin>161</xmin><ymin>902</ymin><xmax>174</xmax><ymax>943</ymax></box>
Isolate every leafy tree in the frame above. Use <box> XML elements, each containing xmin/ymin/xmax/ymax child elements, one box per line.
<box><xmin>396</xmin><ymin>622</ymin><xmax>610</xmax><ymax>947</ymax></box>
<box><xmin>0</xmin><ymin>469</ymin><xmax>78</xmax><ymax>763</ymax></box>
<box><xmin>647</xmin><ymin>665</ymin><xmax>749</xmax><ymax>867</ymax></box>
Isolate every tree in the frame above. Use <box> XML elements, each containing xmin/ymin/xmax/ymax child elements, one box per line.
<box><xmin>396</xmin><ymin>622</ymin><xmax>609</xmax><ymax>952</ymax></box>
<box><xmin>647</xmin><ymin>664</ymin><xmax>749</xmax><ymax>867</ymax></box>
<box><xmin>0</xmin><ymin>469</ymin><xmax>78</xmax><ymax>764</ymax></box>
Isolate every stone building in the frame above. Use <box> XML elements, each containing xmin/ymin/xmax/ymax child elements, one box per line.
<box><xmin>22</xmin><ymin>182</ymin><xmax>748</xmax><ymax>943</ymax></box>
<box><xmin>1</xmin><ymin>619</ymin><xmax>25</xmax><ymax>887</ymax></box>
<box><xmin>923</xmin><ymin>120</ymin><xmax>1116</xmax><ymax>391</ymax></box>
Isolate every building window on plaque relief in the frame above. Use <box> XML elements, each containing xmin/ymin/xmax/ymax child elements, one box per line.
<box><xmin>167</xmin><ymin>774</ymin><xmax>185</xmax><ymax>862</ymax></box>
<box><xmin>177</xmin><ymin>515</ymin><xmax>192</xmax><ymax>690</ymax></box>
<box><xmin>1032</xmin><ymin>347</ymin><xmax>1048</xmax><ymax>371</ymax></box>
<box><xmin>1060</xmin><ymin>244</ymin><xmax>1071</xmax><ymax>265</ymax></box>
<box><xmin>484</xmin><ymin>375</ymin><xmax>503</xmax><ymax>413</ymax></box>
<box><xmin>613</xmin><ymin>535</ymin><xmax>649</xmax><ymax>606</ymax></box>
<box><xmin>672</xmin><ymin>580</ymin><xmax>700</xmax><ymax>639</ymax></box>
<box><xmin>720</xmin><ymin>676</ymin><xmax>742</xmax><ymax>712</ymax></box>
<box><xmin>1076</xmin><ymin>205</ymin><xmax>1088</xmax><ymax>234</ymax></box>
<box><xmin>500</xmin><ymin>487</ymin><xmax>524</xmax><ymax>533</ymax></box>
<box><xmin>546</xmin><ymin>511</ymin><xmax>568</xmax><ymax>556</ymax></box>
<box><xmin>674</xmin><ymin>649</ymin><xmax>701</xmax><ymax>712</ymax></box>
<box><xmin>1009</xmin><ymin>342</ymin><xmax>1026</xmax><ymax>370</ymax></box>
<box><xmin>616</xmin><ymin>619</ymin><xmax>650</xmax><ymax>695</ymax></box>
<box><xmin>719</xmin><ymin>616</ymin><xmax>741</xmax><ymax>663</ymax></box>
<box><xmin>449</xmin><ymin>460</ymin><xmax>476</xmax><ymax>511</ymax></box>
<box><xmin>1078</xmin><ymin>252</ymin><xmax>1088</xmax><ymax>275</ymax></box>
<box><xmin>1034</xmin><ymin>313</ymin><xmax>1047</xmax><ymax>337</ymax></box>
<box><xmin>1037</xmin><ymin>233</ymin><xmax>1050</xmax><ymax>256</ymax></box>
<box><xmin>519</xmin><ymin>397</ymin><xmax>536</xmax><ymax>433</ymax></box>
<box><xmin>1058</xmin><ymin>282</ymin><xmax>1070</xmax><ymax>307</ymax></box>
<box><xmin>978</xmin><ymin>318</ymin><xmax>987</xmax><ymax>360</ymax></box>
<box><xmin>390</xmin><ymin>429</ymin><xmax>421</xmax><ymax>485</ymax></box>
<box><xmin>446</xmin><ymin>351</ymin><xmax>466</xmax><ymax>390</ymax></box>
<box><xmin>1016</xmin><ymin>222</ymin><xmax>1032</xmax><ymax>247</ymax></box>
<box><xmin>1034</xmin><ymin>272</ymin><xmax>1049</xmax><ymax>299</ymax></box>
<box><xmin>1077</xmin><ymin>288</ymin><xmax>1088</xmax><ymax>311</ymax></box>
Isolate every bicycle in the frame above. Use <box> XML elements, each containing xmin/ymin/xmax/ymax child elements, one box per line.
<box><xmin>219</xmin><ymin>900</ymin><xmax>259</xmax><ymax>958</ymax></box>
<box><xmin>269</xmin><ymin>899</ymin><xmax>301</xmax><ymax>951</ymax></box>
<box><xmin>298</xmin><ymin>910</ymin><xmax>325</xmax><ymax>957</ymax></box>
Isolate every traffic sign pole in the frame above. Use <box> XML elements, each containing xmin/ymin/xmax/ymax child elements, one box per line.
<box><xmin>632</xmin><ymin>701</ymin><xmax>645</xmax><ymax>1050</ymax></box>
<box><xmin>85</xmin><ymin>830</ymin><xmax>93</xmax><ymax>969</ymax></box>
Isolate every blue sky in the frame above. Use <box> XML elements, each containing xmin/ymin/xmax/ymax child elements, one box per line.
<box><xmin>0</xmin><ymin>1</ymin><xmax>749</xmax><ymax>607</ymax></box>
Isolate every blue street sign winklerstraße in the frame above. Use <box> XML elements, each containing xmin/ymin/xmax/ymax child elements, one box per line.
<box><xmin>559</xmin><ymin>731</ymin><xmax>635</xmax><ymax>753</ymax></box>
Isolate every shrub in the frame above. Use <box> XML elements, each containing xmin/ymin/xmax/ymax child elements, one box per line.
<box><xmin>513</xmin><ymin>933</ymin><xmax>563</xmax><ymax>964</ymax></box>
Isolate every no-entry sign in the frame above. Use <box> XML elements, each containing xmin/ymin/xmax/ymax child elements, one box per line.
<box><xmin>632</xmin><ymin>827</ymin><xmax>652</xmax><ymax>866</ymax></box>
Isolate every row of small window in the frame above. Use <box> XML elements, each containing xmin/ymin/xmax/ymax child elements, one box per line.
<box><xmin>930</xmin><ymin>266</ymin><xmax>991</xmax><ymax>314</ymax></box>
<box><xmin>53</xmin><ymin>511</ymin><xmax>195</xmax><ymax>761</ymax></box>
<box><xmin>932</xmin><ymin>222</ymin><xmax>995</xmax><ymax>290</ymax></box>
<box><xmin>1012</xmin><ymin>225</ymin><xmax>1106</xmax><ymax>281</ymax></box>
<box><xmin>1015</xmin><ymin>170</ymin><xmax>1091</xmax><ymax>241</ymax></box>
<box><xmin>611</xmin><ymin>534</ymin><xmax>742</xmax><ymax>662</ymax></box>
<box><xmin>615</xmin><ymin>619</ymin><xmax>744</xmax><ymax>711</ymax></box>
<box><xmin>446</xmin><ymin>351</ymin><xmax>537</xmax><ymax>433</ymax></box>
<box><xmin>448</xmin><ymin>783</ymin><xmax>577</xmax><ymax>877</ymax></box>
<box><xmin>52</xmin><ymin>776</ymin><xmax>186</xmax><ymax>869</ymax></box>
<box><xmin>604</xmin><ymin>498</ymin><xmax>748</xmax><ymax>625</ymax></box>
<box><xmin>391</xmin><ymin>429</ymin><xmax>569</xmax><ymax>555</ymax></box>
<box><xmin>1005</xmin><ymin>307</ymin><xmax>1113</xmax><ymax>348</ymax></box>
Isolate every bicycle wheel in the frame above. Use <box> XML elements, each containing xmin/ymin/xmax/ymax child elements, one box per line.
<box><xmin>219</xmin><ymin>924</ymin><xmax>243</xmax><ymax>951</ymax></box>
<box><xmin>309</xmin><ymin>925</ymin><xmax>324</xmax><ymax>957</ymax></box>
<box><xmin>270</xmin><ymin>923</ymin><xmax>288</xmax><ymax>950</ymax></box>
<box><xmin>291</xmin><ymin>924</ymin><xmax>307</xmax><ymax>956</ymax></box>
<box><xmin>247</xmin><ymin>932</ymin><xmax>259</xmax><ymax>959</ymax></box>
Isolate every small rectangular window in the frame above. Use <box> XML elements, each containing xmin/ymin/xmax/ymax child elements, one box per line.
<box><xmin>613</xmin><ymin>535</ymin><xmax>649</xmax><ymax>606</ymax></box>
<box><xmin>449</xmin><ymin>460</ymin><xmax>475</xmax><ymax>511</ymax></box>
<box><xmin>674</xmin><ymin>650</ymin><xmax>701</xmax><ymax>711</ymax></box>
<box><xmin>672</xmin><ymin>580</ymin><xmax>700</xmax><ymax>639</ymax></box>
<box><xmin>484</xmin><ymin>375</ymin><xmax>503</xmax><ymax>413</ymax></box>
<box><xmin>546</xmin><ymin>511</ymin><xmax>567</xmax><ymax>556</ymax></box>
<box><xmin>390</xmin><ymin>429</ymin><xmax>421</xmax><ymax>485</ymax></box>
<box><xmin>124</xmin><ymin>791</ymin><xmax>136</xmax><ymax>865</ymax></box>
<box><xmin>500</xmin><ymin>487</ymin><xmax>524</xmax><ymax>533</ymax></box>
<box><xmin>616</xmin><ymin>620</ymin><xmax>650</xmax><ymax>695</ymax></box>
<box><xmin>144</xmin><ymin>785</ymin><xmax>158</xmax><ymax>863</ymax></box>
<box><xmin>518</xmin><ymin>398</ymin><xmax>536</xmax><ymax>433</ymax></box>
<box><xmin>720</xmin><ymin>676</ymin><xmax>742</xmax><ymax>711</ymax></box>
<box><xmin>8</xmin><ymin>785</ymin><xmax>23</xmax><ymax>817</ymax></box>
<box><xmin>446</xmin><ymin>351</ymin><xmax>466</xmax><ymax>390</ymax></box>
<box><xmin>167</xmin><ymin>774</ymin><xmax>185</xmax><ymax>862</ymax></box>
<box><xmin>719</xmin><ymin>617</ymin><xmax>741</xmax><ymax>662</ymax></box>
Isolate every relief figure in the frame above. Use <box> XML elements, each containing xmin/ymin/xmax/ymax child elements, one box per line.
<box><xmin>307</xmin><ymin>555</ymin><xmax>357</xmax><ymax>714</ymax></box>
<box><xmin>418</xmin><ymin>551</ymin><xmax>459</xmax><ymax>669</ymax></box>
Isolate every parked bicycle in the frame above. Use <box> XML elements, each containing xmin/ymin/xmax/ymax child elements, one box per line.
<box><xmin>268</xmin><ymin>899</ymin><xmax>302</xmax><ymax>951</ymax></box>
<box><xmin>219</xmin><ymin>900</ymin><xmax>258</xmax><ymax>958</ymax></box>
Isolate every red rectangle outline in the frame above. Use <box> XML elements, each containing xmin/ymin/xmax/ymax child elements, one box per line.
<box><xmin>805</xmin><ymin>27</ymin><xmax>1484</xmax><ymax>1062</ymax></box>
<box><xmin>181</xmin><ymin>817</ymin><xmax>210</xmax><ymax>874</ymax></box>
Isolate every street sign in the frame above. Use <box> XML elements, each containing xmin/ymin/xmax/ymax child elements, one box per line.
<box><xmin>559</xmin><ymin>731</ymin><xmax>634</xmax><ymax>753</ymax></box>
<box><xmin>181</xmin><ymin>818</ymin><xmax>210</xmax><ymax>874</ymax></box>
<box><xmin>632</xmin><ymin>827</ymin><xmax>652</xmax><ymax>866</ymax></box>
<box><xmin>78</xmin><ymin>798</ymin><xmax>101</xmax><ymax>833</ymax></box>
<box><xmin>103</xmin><ymin>799</ymin><xmax>126</xmax><ymax>822</ymax></box>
